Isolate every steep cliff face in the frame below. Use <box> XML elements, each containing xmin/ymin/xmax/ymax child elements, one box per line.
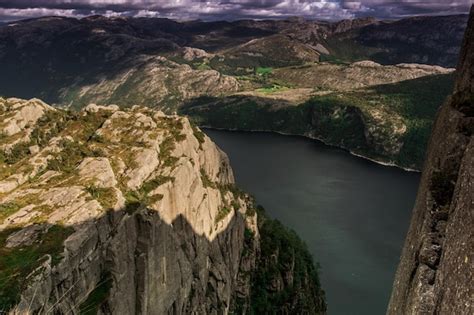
<box><xmin>388</xmin><ymin>7</ymin><xmax>474</xmax><ymax>314</ymax></box>
<box><xmin>0</xmin><ymin>98</ymin><xmax>325</xmax><ymax>314</ymax></box>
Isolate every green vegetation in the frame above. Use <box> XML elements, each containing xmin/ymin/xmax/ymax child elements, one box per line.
<box><xmin>62</xmin><ymin>110</ymin><xmax>112</xmax><ymax>142</ymax></box>
<box><xmin>46</xmin><ymin>139</ymin><xmax>102</xmax><ymax>174</ymax></box>
<box><xmin>215</xmin><ymin>206</ymin><xmax>231</xmax><ymax>224</ymax></box>
<box><xmin>140</xmin><ymin>176</ymin><xmax>173</xmax><ymax>196</ymax></box>
<box><xmin>182</xmin><ymin>73</ymin><xmax>454</xmax><ymax>169</ymax></box>
<box><xmin>256</xmin><ymin>84</ymin><xmax>288</xmax><ymax>94</ymax></box>
<box><xmin>85</xmin><ymin>185</ymin><xmax>117</xmax><ymax>210</ymax></box>
<box><xmin>200</xmin><ymin>168</ymin><xmax>215</xmax><ymax>188</ymax></box>
<box><xmin>0</xmin><ymin>225</ymin><xmax>73</xmax><ymax>311</ymax></box>
<box><xmin>246</xmin><ymin>206</ymin><xmax>326</xmax><ymax>314</ymax></box>
<box><xmin>78</xmin><ymin>272</ymin><xmax>112</xmax><ymax>315</ymax></box>
<box><xmin>318</xmin><ymin>54</ymin><xmax>350</xmax><ymax>65</ymax></box>
<box><xmin>195</xmin><ymin>62</ymin><xmax>212</xmax><ymax>71</ymax></box>
<box><xmin>0</xmin><ymin>202</ymin><xmax>20</xmax><ymax>224</ymax></box>
<box><xmin>0</xmin><ymin>194</ymin><xmax>42</xmax><ymax>224</ymax></box>
<box><xmin>1</xmin><ymin>142</ymin><xmax>31</xmax><ymax>165</ymax></box>
<box><xmin>123</xmin><ymin>175</ymin><xmax>172</xmax><ymax>212</ymax></box>
<box><xmin>30</xmin><ymin>110</ymin><xmax>69</xmax><ymax>147</ymax></box>
<box><xmin>255</xmin><ymin>67</ymin><xmax>273</xmax><ymax>76</ymax></box>
<box><xmin>0</xmin><ymin>109</ymin><xmax>108</xmax><ymax>183</ymax></box>
<box><xmin>157</xmin><ymin>117</ymin><xmax>186</xmax><ymax>168</ymax></box>
<box><xmin>191</xmin><ymin>123</ymin><xmax>206</xmax><ymax>148</ymax></box>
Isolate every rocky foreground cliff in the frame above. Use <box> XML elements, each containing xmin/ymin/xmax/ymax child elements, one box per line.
<box><xmin>0</xmin><ymin>98</ymin><xmax>325</xmax><ymax>314</ymax></box>
<box><xmin>388</xmin><ymin>7</ymin><xmax>474</xmax><ymax>314</ymax></box>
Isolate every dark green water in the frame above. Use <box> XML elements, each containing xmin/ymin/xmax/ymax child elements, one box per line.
<box><xmin>204</xmin><ymin>129</ymin><xmax>420</xmax><ymax>315</ymax></box>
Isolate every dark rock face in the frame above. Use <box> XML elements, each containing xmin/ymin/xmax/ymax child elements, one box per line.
<box><xmin>387</xmin><ymin>7</ymin><xmax>474</xmax><ymax>314</ymax></box>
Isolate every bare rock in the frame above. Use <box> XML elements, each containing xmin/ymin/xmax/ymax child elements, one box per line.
<box><xmin>78</xmin><ymin>157</ymin><xmax>117</xmax><ymax>188</ymax></box>
<box><xmin>388</xmin><ymin>7</ymin><xmax>474</xmax><ymax>314</ymax></box>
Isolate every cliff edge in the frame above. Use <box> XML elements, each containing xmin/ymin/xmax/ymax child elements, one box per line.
<box><xmin>387</xmin><ymin>7</ymin><xmax>474</xmax><ymax>314</ymax></box>
<box><xmin>0</xmin><ymin>99</ymin><xmax>325</xmax><ymax>314</ymax></box>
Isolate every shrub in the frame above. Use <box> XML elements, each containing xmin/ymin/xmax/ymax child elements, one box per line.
<box><xmin>0</xmin><ymin>225</ymin><xmax>73</xmax><ymax>311</ymax></box>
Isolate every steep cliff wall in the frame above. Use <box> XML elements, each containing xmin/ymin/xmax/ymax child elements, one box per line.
<box><xmin>0</xmin><ymin>98</ymin><xmax>325</xmax><ymax>314</ymax></box>
<box><xmin>387</xmin><ymin>7</ymin><xmax>474</xmax><ymax>314</ymax></box>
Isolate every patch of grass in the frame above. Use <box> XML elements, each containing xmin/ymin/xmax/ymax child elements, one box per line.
<box><xmin>195</xmin><ymin>62</ymin><xmax>212</xmax><ymax>71</ymax></box>
<box><xmin>256</xmin><ymin>84</ymin><xmax>288</xmax><ymax>94</ymax></box>
<box><xmin>85</xmin><ymin>185</ymin><xmax>117</xmax><ymax>210</ymax></box>
<box><xmin>61</xmin><ymin>110</ymin><xmax>112</xmax><ymax>142</ymax></box>
<box><xmin>2</xmin><ymin>142</ymin><xmax>31</xmax><ymax>165</ymax></box>
<box><xmin>46</xmin><ymin>139</ymin><xmax>101</xmax><ymax>174</ymax></box>
<box><xmin>0</xmin><ymin>202</ymin><xmax>20</xmax><ymax>224</ymax></box>
<box><xmin>29</xmin><ymin>110</ymin><xmax>69</xmax><ymax>147</ymax></box>
<box><xmin>215</xmin><ymin>206</ymin><xmax>231</xmax><ymax>224</ymax></box>
<box><xmin>122</xmin><ymin>175</ymin><xmax>173</xmax><ymax>212</ymax></box>
<box><xmin>140</xmin><ymin>176</ymin><xmax>173</xmax><ymax>196</ymax></box>
<box><xmin>0</xmin><ymin>109</ymin><xmax>70</xmax><ymax>167</ymax></box>
<box><xmin>0</xmin><ymin>225</ymin><xmax>74</xmax><ymax>311</ymax></box>
<box><xmin>191</xmin><ymin>123</ymin><xmax>206</xmax><ymax>148</ymax></box>
<box><xmin>200</xmin><ymin>168</ymin><xmax>216</xmax><ymax>189</ymax></box>
<box><xmin>318</xmin><ymin>54</ymin><xmax>350</xmax><ymax>65</ymax></box>
<box><xmin>0</xmin><ymin>193</ymin><xmax>42</xmax><ymax>224</ymax></box>
<box><xmin>159</xmin><ymin>136</ymin><xmax>180</xmax><ymax>168</ymax></box>
<box><xmin>157</xmin><ymin>118</ymin><xmax>186</xmax><ymax>168</ymax></box>
<box><xmin>255</xmin><ymin>67</ymin><xmax>273</xmax><ymax>76</ymax></box>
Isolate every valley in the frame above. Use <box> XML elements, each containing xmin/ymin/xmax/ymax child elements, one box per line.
<box><xmin>204</xmin><ymin>129</ymin><xmax>420</xmax><ymax>315</ymax></box>
<box><xmin>0</xmin><ymin>7</ymin><xmax>472</xmax><ymax>314</ymax></box>
<box><xmin>0</xmin><ymin>14</ymin><xmax>468</xmax><ymax>170</ymax></box>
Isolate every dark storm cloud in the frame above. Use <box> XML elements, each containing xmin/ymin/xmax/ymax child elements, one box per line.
<box><xmin>0</xmin><ymin>1</ymin><xmax>471</xmax><ymax>22</ymax></box>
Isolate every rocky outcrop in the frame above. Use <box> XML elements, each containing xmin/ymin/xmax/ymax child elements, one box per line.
<box><xmin>272</xmin><ymin>61</ymin><xmax>454</xmax><ymax>91</ymax></box>
<box><xmin>387</xmin><ymin>7</ymin><xmax>474</xmax><ymax>314</ymax></box>
<box><xmin>59</xmin><ymin>55</ymin><xmax>240</xmax><ymax>111</ymax></box>
<box><xmin>0</xmin><ymin>98</ymin><xmax>325</xmax><ymax>314</ymax></box>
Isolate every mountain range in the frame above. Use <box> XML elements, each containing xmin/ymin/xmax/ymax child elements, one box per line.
<box><xmin>0</xmin><ymin>9</ymin><xmax>472</xmax><ymax>314</ymax></box>
<box><xmin>0</xmin><ymin>14</ymin><xmax>468</xmax><ymax>170</ymax></box>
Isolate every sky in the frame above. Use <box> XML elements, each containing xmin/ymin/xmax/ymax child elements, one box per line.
<box><xmin>0</xmin><ymin>1</ymin><xmax>472</xmax><ymax>22</ymax></box>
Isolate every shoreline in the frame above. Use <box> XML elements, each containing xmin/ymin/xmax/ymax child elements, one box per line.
<box><xmin>200</xmin><ymin>125</ymin><xmax>421</xmax><ymax>173</ymax></box>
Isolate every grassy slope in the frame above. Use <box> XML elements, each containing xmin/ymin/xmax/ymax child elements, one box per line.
<box><xmin>0</xmin><ymin>226</ymin><xmax>74</xmax><ymax>310</ymax></box>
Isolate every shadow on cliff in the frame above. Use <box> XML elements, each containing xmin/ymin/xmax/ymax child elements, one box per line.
<box><xmin>1</xmin><ymin>203</ymin><xmax>326</xmax><ymax>314</ymax></box>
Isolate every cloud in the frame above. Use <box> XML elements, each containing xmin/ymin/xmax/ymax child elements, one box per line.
<box><xmin>0</xmin><ymin>0</ymin><xmax>471</xmax><ymax>22</ymax></box>
<box><xmin>342</xmin><ymin>1</ymin><xmax>473</xmax><ymax>18</ymax></box>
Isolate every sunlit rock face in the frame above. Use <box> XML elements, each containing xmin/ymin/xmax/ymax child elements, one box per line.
<box><xmin>0</xmin><ymin>98</ymin><xmax>325</xmax><ymax>314</ymax></box>
<box><xmin>0</xmin><ymin>98</ymin><xmax>255</xmax><ymax>313</ymax></box>
<box><xmin>388</xmin><ymin>7</ymin><xmax>474</xmax><ymax>315</ymax></box>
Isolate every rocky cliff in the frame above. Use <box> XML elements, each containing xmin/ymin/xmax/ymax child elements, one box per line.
<box><xmin>387</xmin><ymin>7</ymin><xmax>474</xmax><ymax>314</ymax></box>
<box><xmin>0</xmin><ymin>98</ymin><xmax>325</xmax><ymax>314</ymax></box>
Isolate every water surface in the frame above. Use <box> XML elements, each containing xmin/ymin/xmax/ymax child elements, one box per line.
<box><xmin>204</xmin><ymin>129</ymin><xmax>420</xmax><ymax>315</ymax></box>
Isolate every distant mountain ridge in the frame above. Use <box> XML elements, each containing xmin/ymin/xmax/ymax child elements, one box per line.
<box><xmin>0</xmin><ymin>14</ymin><xmax>467</xmax><ymax>170</ymax></box>
<box><xmin>0</xmin><ymin>14</ymin><xmax>467</xmax><ymax>105</ymax></box>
